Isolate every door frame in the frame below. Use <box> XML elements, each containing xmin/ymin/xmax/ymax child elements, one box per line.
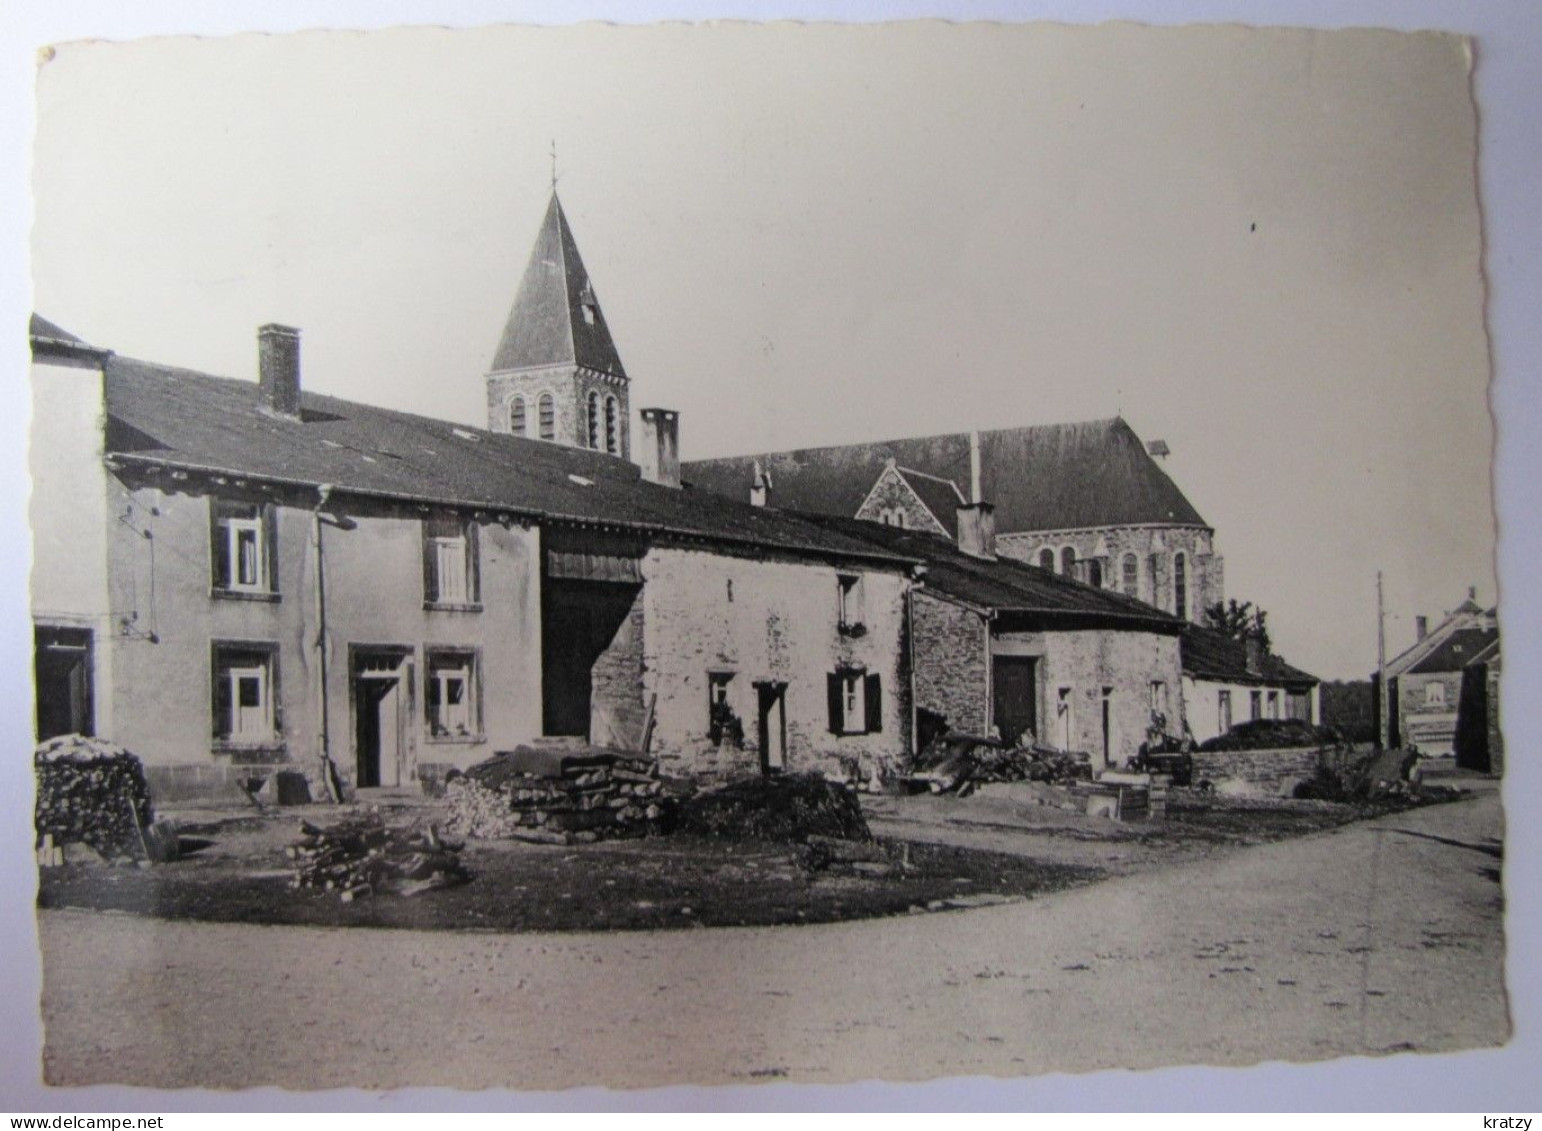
<box><xmin>754</xmin><ymin>680</ymin><xmax>788</xmax><ymax>775</ymax></box>
<box><xmin>349</xmin><ymin>645</ymin><xmax>415</xmax><ymax>789</ymax></box>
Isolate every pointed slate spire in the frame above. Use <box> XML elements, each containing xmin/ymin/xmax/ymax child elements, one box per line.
<box><xmin>489</xmin><ymin>193</ymin><xmax>627</xmax><ymax>379</ymax></box>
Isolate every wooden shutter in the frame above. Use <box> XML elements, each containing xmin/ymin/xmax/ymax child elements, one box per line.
<box><xmin>865</xmin><ymin>673</ymin><xmax>883</xmax><ymax>733</ymax></box>
<box><xmin>827</xmin><ymin>672</ymin><xmax>843</xmax><ymax>734</ymax></box>
<box><xmin>211</xmin><ymin>503</ymin><xmax>231</xmax><ymax>590</ymax></box>
<box><xmin>263</xmin><ymin>503</ymin><xmax>279</xmax><ymax>594</ymax></box>
<box><xmin>421</xmin><ymin>522</ymin><xmax>439</xmax><ymax>602</ymax></box>
<box><xmin>465</xmin><ymin>521</ymin><xmax>481</xmax><ymax>603</ymax></box>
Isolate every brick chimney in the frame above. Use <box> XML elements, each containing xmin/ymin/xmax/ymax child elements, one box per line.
<box><xmin>258</xmin><ymin>324</ymin><xmax>302</xmax><ymax>419</ymax></box>
<box><xmin>1415</xmin><ymin>616</ymin><xmax>1428</xmax><ymax>641</ymax></box>
<box><xmin>638</xmin><ymin>408</ymin><xmax>681</xmax><ymax>488</ymax></box>
<box><xmin>750</xmin><ymin>459</ymin><xmax>771</xmax><ymax>508</ymax></box>
<box><xmin>1244</xmin><ymin>635</ymin><xmax>1264</xmax><ymax>677</ymax></box>
<box><xmin>956</xmin><ymin>501</ymin><xmax>996</xmax><ymax>560</ymax></box>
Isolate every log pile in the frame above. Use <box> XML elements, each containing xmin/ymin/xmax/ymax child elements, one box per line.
<box><xmin>444</xmin><ymin>746</ymin><xmax>674</xmax><ymax>844</ymax></box>
<box><xmin>35</xmin><ymin>735</ymin><xmax>155</xmax><ymax>859</ymax></box>
<box><xmin>287</xmin><ymin>814</ymin><xmax>471</xmax><ymax>900</ymax></box>
<box><xmin>910</xmin><ymin>733</ymin><xmax>1093</xmax><ymax>795</ymax></box>
<box><xmin>678</xmin><ymin>773</ymin><xmax>870</xmax><ymax>843</ymax></box>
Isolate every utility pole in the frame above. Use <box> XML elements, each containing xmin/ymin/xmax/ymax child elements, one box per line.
<box><xmin>1377</xmin><ymin>570</ymin><xmax>1389</xmax><ymax>750</ymax></box>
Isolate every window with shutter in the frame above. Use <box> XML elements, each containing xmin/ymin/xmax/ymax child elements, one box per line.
<box><xmin>586</xmin><ymin>391</ymin><xmax>601</xmax><ymax>449</ymax></box>
<box><xmin>211</xmin><ymin>500</ymin><xmax>277</xmax><ymax>597</ymax></box>
<box><xmin>508</xmin><ymin>395</ymin><xmax>527</xmax><ymax>437</ymax></box>
<box><xmin>212</xmin><ymin>643</ymin><xmax>279</xmax><ymax>746</ymax></box>
<box><xmin>423</xmin><ymin>517</ymin><xmax>480</xmax><ymax>609</ymax></box>
<box><xmin>829</xmin><ymin>667</ymin><xmax>874</xmax><ymax>735</ymax></box>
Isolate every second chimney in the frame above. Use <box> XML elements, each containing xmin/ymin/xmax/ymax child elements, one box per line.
<box><xmin>1244</xmin><ymin>635</ymin><xmax>1264</xmax><ymax>677</ymax></box>
<box><xmin>1415</xmin><ymin>616</ymin><xmax>1428</xmax><ymax>641</ymax></box>
<box><xmin>258</xmin><ymin>323</ymin><xmax>302</xmax><ymax>419</ymax></box>
<box><xmin>638</xmin><ymin>408</ymin><xmax>681</xmax><ymax>489</ymax></box>
<box><xmin>750</xmin><ymin>460</ymin><xmax>771</xmax><ymax>508</ymax></box>
<box><xmin>956</xmin><ymin>501</ymin><xmax>996</xmax><ymax>560</ymax></box>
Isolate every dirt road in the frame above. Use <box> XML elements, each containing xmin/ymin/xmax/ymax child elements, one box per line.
<box><xmin>39</xmin><ymin>793</ymin><xmax>1508</xmax><ymax>1090</ymax></box>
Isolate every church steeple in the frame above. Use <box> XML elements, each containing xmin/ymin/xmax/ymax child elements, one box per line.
<box><xmin>486</xmin><ymin>192</ymin><xmax>631</xmax><ymax>458</ymax></box>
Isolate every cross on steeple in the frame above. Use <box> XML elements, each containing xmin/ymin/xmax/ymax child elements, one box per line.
<box><xmin>549</xmin><ymin>139</ymin><xmax>559</xmax><ymax>192</ymax></box>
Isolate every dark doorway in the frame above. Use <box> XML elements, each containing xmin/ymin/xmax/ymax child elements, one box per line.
<box><xmin>542</xmin><ymin>579</ymin><xmax>642</xmax><ymax>737</ymax></box>
<box><xmin>991</xmin><ymin>655</ymin><xmax>1038</xmax><ymax>746</ymax></box>
<box><xmin>35</xmin><ymin>626</ymin><xmax>93</xmax><ymax>741</ymax></box>
<box><xmin>353</xmin><ymin>650</ymin><xmax>411</xmax><ymax>789</ymax></box>
<box><xmin>757</xmin><ymin>682</ymin><xmax>788</xmax><ymax>774</ymax></box>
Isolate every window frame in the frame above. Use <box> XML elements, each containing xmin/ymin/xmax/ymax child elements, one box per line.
<box><xmin>537</xmin><ymin>392</ymin><xmax>556</xmax><ymax>441</ymax></box>
<box><xmin>211</xmin><ymin>640</ymin><xmax>282</xmax><ymax>750</ymax></box>
<box><xmin>1424</xmin><ymin>681</ymin><xmax>1447</xmax><ymax>707</ymax></box>
<box><xmin>605</xmin><ymin>395</ymin><xmax>621</xmax><ymax>454</ymax></box>
<box><xmin>424</xmin><ymin>646</ymin><xmax>483</xmax><ymax>743</ymax></box>
<box><xmin>422</xmin><ymin>516</ymin><xmax>482</xmax><ymax>611</ymax></box>
<box><xmin>508</xmin><ymin>394</ymin><xmax>528</xmax><ymax>437</ymax></box>
<box><xmin>1121</xmin><ymin>552</ymin><xmax>1140</xmax><ymax>597</ymax></box>
<box><xmin>210</xmin><ymin>499</ymin><xmax>279</xmax><ymax>600</ymax></box>
<box><xmin>1173</xmin><ymin>551</ymin><xmax>1189</xmax><ymax>619</ymax></box>
<box><xmin>836</xmin><ymin>572</ymin><xmax>866</xmax><ymax>632</ymax></box>
<box><xmin>586</xmin><ymin>390</ymin><xmax>602</xmax><ymax>449</ymax></box>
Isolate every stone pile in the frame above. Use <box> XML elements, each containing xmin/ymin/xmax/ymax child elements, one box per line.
<box><xmin>444</xmin><ymin>746</ymin><xmax>673</xmax><ymax>844</ymax></box>
<box><xmin>35</xmin><ymin>735</ymin><xmax>155</xmax><ymax>860</ymax></box>
<box><xmin>287</xmin><ymin>813</ymin><xmax>471</xmax><ymax>900</ymax></box>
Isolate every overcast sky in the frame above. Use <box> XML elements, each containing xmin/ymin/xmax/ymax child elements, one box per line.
<box><xmin>31</xmin><ymin>20</ymin><xmax>1493</xmax><ymax>679</ymax></box>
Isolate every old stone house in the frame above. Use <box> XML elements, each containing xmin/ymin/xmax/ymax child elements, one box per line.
<box><xmin>795</xmin><ymin>503</ymin><xmax>1187</xmax><ymax>769</ymax></box>
<box><xmin>1179</xmin><ymin>624</ymin><xmax>1320</xmax><ymax>745</ymax></box>
<box><xmin>1373</xmin><ymin>590</ymin><xmax>1497</xmax><ymax>755</ymax></box>
<box><xmin>684</xmin><ymin>416</ymin><xmax>1224</xmax><ymax>623</ymax></box>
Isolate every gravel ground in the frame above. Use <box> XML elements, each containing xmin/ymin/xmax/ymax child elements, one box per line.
<box><xmin>38</xmin><ymin>791</ymin><xmax>1507</xmax><ymax>1090</ymax></box>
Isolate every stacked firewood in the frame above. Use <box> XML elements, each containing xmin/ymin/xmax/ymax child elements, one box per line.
<box><xmin>35</xmin><ymin>735</ymin><xmax>155</xmax><ymax>860</ymax></box>
<box><xmin>287</xmin><ymin>814</ymin><xmax>471</xmax><ymax>900</ymax></box>
<box><xmin>444</xmin><ymin>746</ymin><xmax>674</xmax><ymax>844</ymax></box>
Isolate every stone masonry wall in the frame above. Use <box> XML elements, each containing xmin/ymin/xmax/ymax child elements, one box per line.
<box><xmin>911</xmin><ymin>592</ymin><xmax>989</xmax><ymax>735</ymax></box>
<box><xmin>996</xmin><ymin>524</ymin><xmax>1220</xmax><ymax>623</ymax></box>
<box><xmin>1037</xmin><ymin>628</ymin><xmax>1184</xmax><ymax>767</ymax></box>
<box><xmin>640</xmin><ymin>546</ymin><xmax>912</xmax><ymax>783</ymax></box>
<box><xmin>1192</xmin><ymin>745</ymin><xmax>1324</xmax><ymax>794</ymax></box>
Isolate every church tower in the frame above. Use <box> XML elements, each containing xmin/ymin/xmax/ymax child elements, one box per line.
<box><xmin>486</xmin><ymin>192</ymin><xmax>630</xmax><ymax>460</ymax></box>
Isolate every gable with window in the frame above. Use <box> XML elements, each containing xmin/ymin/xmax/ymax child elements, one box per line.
<box><xmin>827</xmin><ymin>667</ymin><xmax>882</xmax><ymax>735</ymax></box>
<box><xmin>211</xmin><ymin>499</ymin><xmax>277</xmax><ymax>597</ymax></box>
<box><xmin>212</xmin><ymin>642</ymin><xmax>280</xmax><ymax>747</ymax></box>
<box><xmin>426</xmin><ymin>648</ymin><xmax>480</xmax><ymax>740</ymax></box>
<box><xmin>422</xmin><ymin>516</ymin><xmax>481</xmax><ymax>608</ymax></box>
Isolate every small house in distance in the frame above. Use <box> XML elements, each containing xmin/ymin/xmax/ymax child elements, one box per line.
<box><xmin>1179</xmin><ymin>624</ymin><xmax>1320</xmax><ymax>745</ymax></box>
<box><xmin>1374</xmin><ymin>590</ymin><xmax>1497</xmax><ymax>756</ymax></box>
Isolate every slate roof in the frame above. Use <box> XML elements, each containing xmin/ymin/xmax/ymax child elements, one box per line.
<box><xmin>892</xmin><ymin>467</ymin><xmax>967</xmax><ymax>537</ymax></box>
<box><xmin>489</xmin><ymin>193</ymin><xmax>627</xmax><ymax>378</ymax></box>
<box><xmin>1408</xmin><ymin>627</ymin><xmax>1499</xmax><ymax>676</ymax></box>
<box><xmin>1180</xmin><ymin>624</ymin><xmax>1319</xmax><ymax>688</ymax></box>
<box><xmin>95</xmin><ymin>354</ymin><xmax>917</xmax><ymax>569</ymax></box>
<box><xmin>790</xmin><ymin>513</ymin><xmax>1184</xmax><ymax>632</ymax></box>
<box><xmin>29</xmin><ymin>314</ymin><xmax>111</xmax><ymax>358</ymax></box>
<box><xmin>684</xmin><ymin>417</ymin><xmax>1208</xmax><ymax>534</ymax></box>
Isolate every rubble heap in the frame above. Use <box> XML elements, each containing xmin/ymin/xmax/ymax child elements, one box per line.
<box><xmin>287</xmin><ymin>814</ymin><xmax>470</xmax><ymax>899</ymax></box>
<box><xmin>444</xmin><ymin>746</ymin><xmax>674</xmax><ymax>844</ymax></box>
<box><xmin>35</xmin><ymin>735</ymin><xmax>155</xmax><ymax>859</ymax></box>
<box><xmin>678</xmin><ymin>773</ymin><xmax>870</xmax><ymax>843</ymax></box>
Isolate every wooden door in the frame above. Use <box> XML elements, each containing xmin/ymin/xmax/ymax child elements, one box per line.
<box><xmin>991</xmin><ymin>656</ymin><xmax>1038</xmax><ymax>746</ymax></box>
